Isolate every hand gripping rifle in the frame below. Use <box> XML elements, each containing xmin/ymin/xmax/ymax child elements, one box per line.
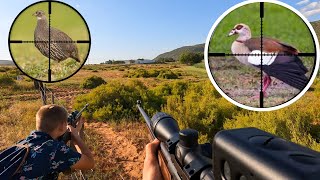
<box><xmin>57</xmin><ymin>104</ymin><xmax>90</xmax><ymax>179</ymax></box>
<box><xmin>59</xmin><ymin>103</ymin><xmax>89</xmax><ymax>143</ymax></box>
<box><xmin>137</xmin><ymin>100</ymin><xmax>214</xmax><ymax>180</ymax></box>
<box><xmin>137</xmin><ymin>100</ymin><xmax>320</xmax><ymax>180</ymax></box>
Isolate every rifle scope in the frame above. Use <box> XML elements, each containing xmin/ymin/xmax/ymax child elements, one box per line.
<box><xmin>150</xmin><ymin>112</ymin><xmax>214</xmax><ymax>180</ymax></box>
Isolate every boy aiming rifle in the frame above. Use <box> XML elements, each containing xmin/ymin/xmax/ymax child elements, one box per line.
<box><xmin>0</xmin><ymin>104</ymin><xmax>94</xmax><ymax>179</ymax></box>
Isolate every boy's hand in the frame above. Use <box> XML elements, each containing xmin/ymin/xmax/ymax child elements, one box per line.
<box><xmin>68</xmin><ymin>117</ymin><xmax>85</xmax><ymax>138</ymax></box>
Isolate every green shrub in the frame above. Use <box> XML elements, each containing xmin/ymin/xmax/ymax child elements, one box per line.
<box><xmin>179</xmin><ymin>51</ymin><xmax>203</xmax><ymax>65</ymax></box>
<box><xmin>156</xmin><ymin>57</ymin><xmax>175</xmax><ymax>63</ymax></box>
<box><xmin>0</xmin><ymin>67</ymin><xmax>11</xmax><ymax>72</ymax></box>
<box><xmin>0</xmin><ymin>74</ymin><xmax>15</xmax><ymax>86</ymax></box>
<box><xmin>149</xmin><ymin>69</ymin><xmax>160</xmax><ymax>77</ymax></box>
<box><xmin>193</xmin><ymin>62</ymin><xmax>205</xmax><ymax>69</ymax></box>
<box><xmin>80</xmin><ymin>75</ymin><xmax>106</xmax><ymax>89</ymax></box>
<box><xmin>157</xmin><ymin>70</ymin><xmax>179</xmax><ymax>79</ymax></box>
<box><xmin>74</xmin><ymin>80</ymin><xmax>163</xmax><ymax>121</ymax></box>
<box><xmin>161</xmin><ymin>80</ymin><xmax>240</xmax><ymax>143</ymax></box>
<box><xmin>152</xmin><ymin>80</ymin><xmax>189</xmax><ymax>97</ymax></box>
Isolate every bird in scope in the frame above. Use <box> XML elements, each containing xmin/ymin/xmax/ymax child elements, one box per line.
<box><xmin>228</xmin><ymin>23</ymin><xmax>308</xmax><ymax>97</ymax></box>
<box><xmin>33</xmin><ymin>10</ymin><xmax>81</xmax><ymax>63</ymax></box>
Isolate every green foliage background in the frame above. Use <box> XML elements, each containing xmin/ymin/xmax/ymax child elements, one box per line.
<box><xmin>209</xmin><ymin>2</ymin><xmax>315</xmax><ymax>54</ymax></box>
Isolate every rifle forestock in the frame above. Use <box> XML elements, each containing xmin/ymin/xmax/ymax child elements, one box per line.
<box><xmin>136</xmin><ymin>101</ymin><xmax>181</xmax><ymax>180</ymax></box>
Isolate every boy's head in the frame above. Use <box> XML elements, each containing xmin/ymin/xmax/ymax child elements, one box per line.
<box><xmin>36</xmin><ymin>104</ymin><xmax>68</xmax><ymax>135</ymax></box>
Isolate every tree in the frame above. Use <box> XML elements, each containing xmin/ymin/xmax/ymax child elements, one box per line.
<box><xmin>178</xmin><ymin>51</ymin><xmax>203</xmax><ymax>65</ymax></box>
<box><xmin>156</xmin><ymin>57</ymin><xmax>175</xmax><ymax>63</ymax></box>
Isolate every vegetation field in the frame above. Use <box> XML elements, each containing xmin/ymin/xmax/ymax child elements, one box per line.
<box><xmin>9</xmin><ymin>1</ymin><xmax>90</xmax><ymax>81</ymax></box>
<box><xmin>0</xmin><ymin>60</ymin><xmax>319</xmax><ymax>179</ymax></box>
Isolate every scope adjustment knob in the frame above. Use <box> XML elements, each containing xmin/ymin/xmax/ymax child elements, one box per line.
<box><xmin>179</xmin><ymin>129</ymin><xmax>198</xmax><ymax>148</ymax></box>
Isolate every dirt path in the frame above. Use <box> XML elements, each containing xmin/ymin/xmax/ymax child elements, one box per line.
<box><xmin>86</xmin><ymin>122</ymin><xmax>146</xmax><ymax>179</ymax></box>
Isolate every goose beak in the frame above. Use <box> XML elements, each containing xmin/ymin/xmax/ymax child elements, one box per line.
<box><xmin>32</xmin><ymin>12</ymin><xmax>37</xmax><ymax>16</ymax></box>
<box><xmin>228</xmin><ymin>29</ymin><xmax>237</xmax><ymax>37</ymax></box>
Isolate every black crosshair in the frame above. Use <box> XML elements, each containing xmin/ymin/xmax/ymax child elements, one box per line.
<box><xmin>9</xmin><ymin>1</ymin><xmax>91</xmax><ymax>82</ymax></box>
<box><xmin>208</xmin><ymin>2</ymin><xmax>316</xmax><ymax>108</ymax></box>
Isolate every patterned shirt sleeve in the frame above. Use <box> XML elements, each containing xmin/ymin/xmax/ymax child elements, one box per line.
<box><xmin>50</xmin><ymin>142</ymin><xmax>81</xmax><ymax>172</ymax></box>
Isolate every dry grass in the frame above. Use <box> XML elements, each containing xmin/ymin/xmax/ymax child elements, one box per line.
<box><xmin>0</xmin><ymin>100</ymin><xmax>41</xmax><ymax>150</ymax></box>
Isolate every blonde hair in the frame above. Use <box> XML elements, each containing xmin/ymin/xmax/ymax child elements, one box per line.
<box><xmin>36</xmin><ymin>104</ymin><xmax>68</xmax><ymax>133</ymax></box>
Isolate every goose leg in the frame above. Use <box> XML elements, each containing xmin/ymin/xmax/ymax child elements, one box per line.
<box><xmin>262</xmin><ymin>74</ymin><xmax>272</xmax><ymax>97</ymax></box>
<box><xmin>252</xmin><ymin>74</ymin><xmax>272</xmax><ymax>99</ymax></box>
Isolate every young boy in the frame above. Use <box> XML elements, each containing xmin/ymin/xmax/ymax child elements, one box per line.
<box><xmin>13</xmin><ymin>104</ymin><xmax>94</xmax><ymax>179</ymax></box>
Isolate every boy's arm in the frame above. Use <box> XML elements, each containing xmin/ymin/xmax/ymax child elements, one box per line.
<box><xmin>68</xmin><ymin>119</ymin><xmax>95</xmax><ymax>170</ymax></box>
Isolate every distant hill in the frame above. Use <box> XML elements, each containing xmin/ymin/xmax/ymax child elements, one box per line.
<box><xmin>154</xmin><ymin>43</ymin><xmax>204</xmax><ymax>61</ymax></box>
<box><xmin>0</xmin><ymin>60</ymin><xmax>14</xmax><ymax>66</ymax></box>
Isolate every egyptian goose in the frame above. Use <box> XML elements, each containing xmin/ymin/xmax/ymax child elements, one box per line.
<box><xmin>228</xmin><ymin>23</ymin><xmax>308</xmax><ymax>96</ymax></box>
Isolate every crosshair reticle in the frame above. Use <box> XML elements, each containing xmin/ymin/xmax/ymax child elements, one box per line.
<box><xmin>205</xmin><ymin>0</ymin><xmax>319</xmax><ymax>111</ymax></box>
<box><xmin>8</xmin><ymin>0</ymin><xmax>91</xmax><ymax>83</ymax></box>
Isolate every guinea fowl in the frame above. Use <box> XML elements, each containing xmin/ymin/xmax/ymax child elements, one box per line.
<box><xmin>33</xmin><ymin>10</ymin><xmax>80</xmax><ymax>63</ymax></box>
<box><xmin>228</xmin><ymin>23</ymin><xmax>308</xmax><ymax>96</ymax></box>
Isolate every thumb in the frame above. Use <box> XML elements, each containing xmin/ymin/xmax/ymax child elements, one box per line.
<box><xmin>146</xmin><ymin>139</ymin><xmax>160</xmax><ymax>158</ymax></box>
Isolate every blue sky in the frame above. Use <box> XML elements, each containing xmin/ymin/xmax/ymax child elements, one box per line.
<box><xmin>1</xmin><ymin>0</ymin><xmax>320</xmax><ymax>64</ymax></box>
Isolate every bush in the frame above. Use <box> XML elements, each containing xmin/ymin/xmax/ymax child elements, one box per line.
<box><xmin>0</xmin><ymin>74</ymin><xmax>15</xmax><ymax>86</ymax></box>
<box><xmin>80</xmin><ymin>75</ymin><xmax>106</xmax><ymax>89</ymax></box>
<box><xmin>152</xmin><ymin>80</ymin><xmax>189</xmax><ymax>97</ymax></box>
<box><xmin>156</xmin><ymin>57</ymin><xmax>175</xmax><ymax>63</ymax></box>
<box><xmin>179</xmin><ymin>51</ymin><xmax>203</xmax><ymax>65</ymax></box>
<box><xmin>157</xmin><ymin>70</ymin><xmax>179</xmax><ymax>79</ymax></box>
<box><xmin>0</xmin><ymin>67</ymin><xmax>11</xmax><ymax>72</ymax></box>
<box><xmin>193</xmin><ymin>62</ymin><xmax>205</xmax><ymax>69</ymax></box>
<box><xmin>74</xmin><ymin>80</ymin><xmax>164</xmax><ymax>122</ymax></box>
<box><xmin>127</xmin><ymin>69</ymin><xmax>151</xmax><ymax>78</ymax></box>
<box><xmin>161</xmin><ymin>80</ymin><xmax>239</xmax><ymax>143</ymax></box>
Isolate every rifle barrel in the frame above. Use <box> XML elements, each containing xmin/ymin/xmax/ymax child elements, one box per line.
<box><xmin>136</xmin><ymin>102</ymin><xmax>155</xmax><ymax>139</ymax></box>
<box><xmin>75</xmin><ymin>103</ymin><xmax>89</xmax><ymax>119</ymax></box>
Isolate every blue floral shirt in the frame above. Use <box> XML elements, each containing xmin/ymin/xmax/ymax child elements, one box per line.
<box><xmin>13</xmin><ymin>131</ymin><xmax>81</xmax><ymax>180</ymax></box>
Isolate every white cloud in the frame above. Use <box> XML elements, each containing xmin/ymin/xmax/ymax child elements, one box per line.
<box><xmin>297</xmin><ymin>0</ymin><xmax>310</xmax><ymax>6</ymax></box>
<box><xmin>303</xmin><ymin>8</ymin><xmax>320</xmax><ymax>16</ymax></box>
<box><xmin>299</xmin><ymin>1</ymin><xmax>320</xmax><ymax>17</ymax></box>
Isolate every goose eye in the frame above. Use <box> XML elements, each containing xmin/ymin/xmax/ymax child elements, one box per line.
<box><xmin>236</xmin><ymin>25</ymin><xmax>243</xmax><ymax>30</ymax></box>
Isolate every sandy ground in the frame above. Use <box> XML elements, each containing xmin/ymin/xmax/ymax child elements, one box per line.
<box><xmin>86</xmin><ymin>122</ymin><xmax>146</xmax><ymax>179</ymax></box>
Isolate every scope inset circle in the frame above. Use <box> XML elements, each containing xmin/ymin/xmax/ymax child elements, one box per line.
<box><xmin>204</xmin><ymin>0</ymin><xmax>319</xmax><ymax>111</ymax></box>
<box><xmin>8</xmin><ymin>0</ymin><xmax>91</xmax><ymax>83</ymax></box>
